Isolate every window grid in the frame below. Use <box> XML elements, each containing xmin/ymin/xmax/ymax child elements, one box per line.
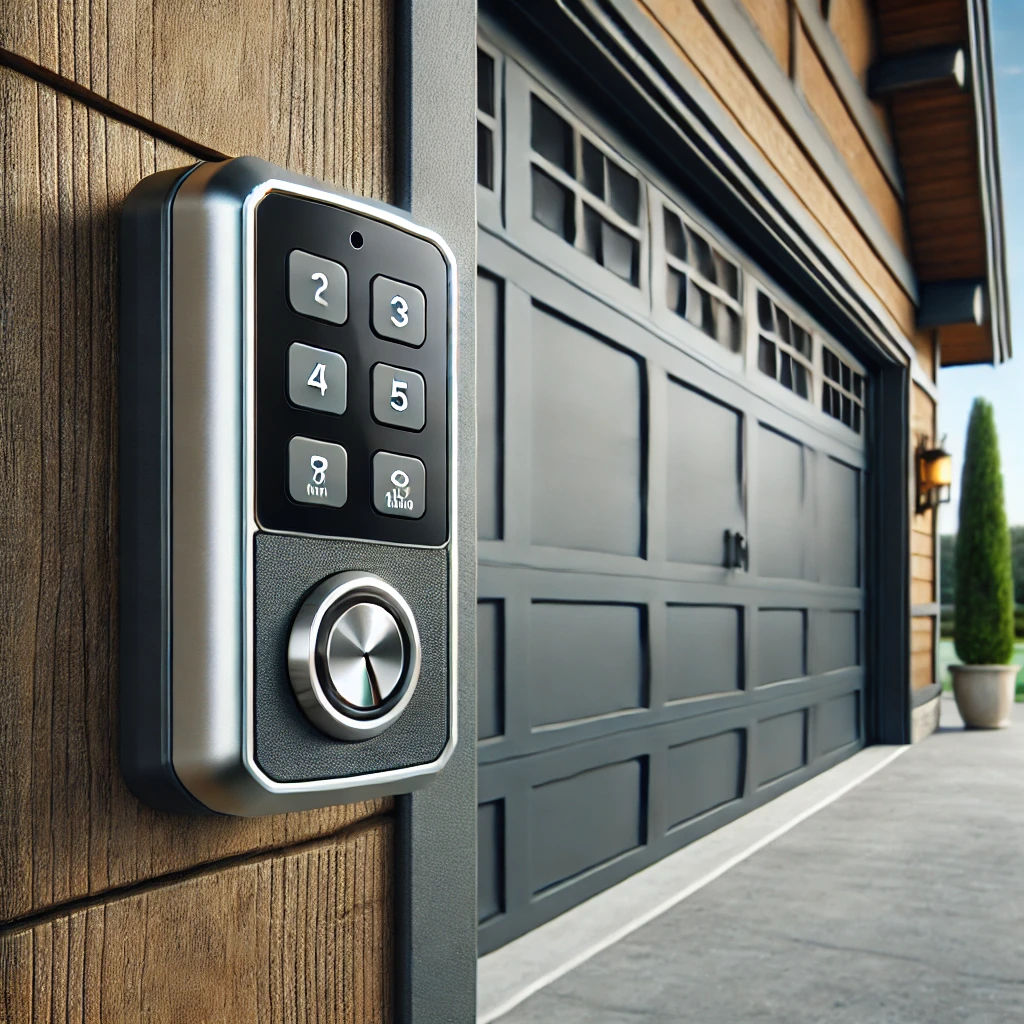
<box><xmin>477</xmin><ymin>45</ymin><xmax>500</xmax><ymax>191</ymax></box>
<box><xmin>662</xmin><ymin>203</ymin><xmax>743</xmax><ymax>353</ymax></box>
<box><xmin>756</xmin><ymin>290</ymin><xmax>814</xmax><ymax>401</ymax></box>
<box><xmin>822</xmin><ymin>345</ymin><xmax>866</xmax><ymax>434</ymax></box>
<box><xmin>528</xmin><ymin>93</ymin><xmax>642</xmax><ymax>286</ymax></box>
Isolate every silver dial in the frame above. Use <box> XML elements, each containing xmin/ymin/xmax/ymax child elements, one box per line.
<box><xmin>288</xmin><ymin>572</ymin><xmax>421</xmax><ymax>740</ymax></box>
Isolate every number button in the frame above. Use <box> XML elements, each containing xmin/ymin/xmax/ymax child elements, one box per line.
<box><xmin>288</xmin><ymin>343</ymin><xmax>347</xmax><ymax>415</ymax></box>
<box><xmin>372</xmin><ymin>452</ymin><xmax>426</xmax><ymax>519</ymax></box>
<box><xmin>288</xmin><ymin>250</ymin><xmax>349</xmax><ymax>325</ymax></box>
<box><xmin>371</xmin><ymin>275</ymin><xmax>426</xmax><ymax>346</ymax></box>
<box><xmin>288</xmin><ymin>437</ymin><xmax>348</xmax><ymax>508</ymax></box>
<box><xmin>371</xmin><ymin>363</ymin><xmax>425</xmax><ymax>431</ymax></box>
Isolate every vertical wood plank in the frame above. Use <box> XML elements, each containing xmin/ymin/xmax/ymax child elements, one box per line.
<box><xmin>0</xmin><ymin>66</ymin><xmax>390</xmax><ymax>926</ymax></box>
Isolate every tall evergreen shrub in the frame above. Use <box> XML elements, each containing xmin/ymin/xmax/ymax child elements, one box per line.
<box><xmin>955</xmin><ymin>398</ymin><xmax>1014</xmax><ymax>664</ymax></box>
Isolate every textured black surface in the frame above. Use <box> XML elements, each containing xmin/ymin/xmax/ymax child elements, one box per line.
<box><xmin>255</xmin><ymin>192</ymin><xmax>450</xmax><ymax>546</ymax></box>
<box><xmin>253</xmin><ymin>533</ymin><xmax>449</xmax><ymax>782</ymax></box>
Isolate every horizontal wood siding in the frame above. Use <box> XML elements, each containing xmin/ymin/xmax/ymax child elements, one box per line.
<box><xmin>0</xmin><ymin>0</ymin><xmax>394</xmax><ymax>1016</ymax></box>
<box><xmin>827</xmin><ymin>0</ymin><xmax>876</xmax><ymax>84</ymax></box>
<box><xmin>638</xmin><ymin>0</ymin><xmax>915</xmax><ymax>335</ymax></box>
<box><xmin>738</xmin><ymin>0</ymin><xmax>791</xmax><ymax>70</ymax></box>
<box><xmin>0</xmin><ymin>822</ymin><xmax>392</xmax><ymax>1024</ymax></box>
<box><xmin>794</xmin><ymin>16</ymin><xmax>906</xmax><ymax>249</ymax></box>
<box><xmin>911</xmin><ymin>617</ymin><xmax>935</xmax><ymax>690</ymax></box>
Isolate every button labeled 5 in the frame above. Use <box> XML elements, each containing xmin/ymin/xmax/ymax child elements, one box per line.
<box><xmin>371</xmin><ymin>363</ymin><xmax>425</xmax><ymax>431</ymax></box>
<box><xmin>288</xmin><ymin>342</ymin><xmax>347</xmax><ymax>415</ymax></box>
<box><xmin>371</xmin><ymin>275</ymin><xmax>426</xmax><ymax>346</ymax></box>
<box><xmin>288</xmin><ymin>250</ymin><xmax>348</xmax><ymax>325</ymax></box>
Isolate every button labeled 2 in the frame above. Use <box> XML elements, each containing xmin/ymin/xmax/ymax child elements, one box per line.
<box><xmin>371</xmin><ymin>275</ymin><xmax>426</xmax><ymax>346</ymax></box>
<box><xmin>371</xmin><ymin>363</ymin><xmax>425</xmax><ymax>431</ymax></box>
<box><xmin>288</xmin><ymin>342</ymin><xmax>347</xmax><ymax>415</ymax></box>
<box><xmin>288</xmin><ymin>250</ymin><xmax>348</xmax><ymax>325</ymax></box>
<box><xmin>288</xmin><ymin>436</ymin><xmax>348</xmax><ymax>508</ymax></box>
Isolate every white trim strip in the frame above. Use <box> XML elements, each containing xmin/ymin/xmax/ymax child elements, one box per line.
<box><xmin>478</xmin><ymin>743</ymin><xmax>910</xmax><ymax>1023</ymax></box>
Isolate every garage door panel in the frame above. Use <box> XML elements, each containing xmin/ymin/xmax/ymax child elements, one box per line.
<box><xmin>530</xmin><ymin>304</ymin><xmax>644</xmax><ymax>556</ymax></box>
<box><xmin>666</xmin><ymin>380</ymin><xmax>745</xmax><ymax>565</ymax></box>
<box><xmin>666</xmin><ymin>730</ymin><xmax>745</xmax><ymax>829</ymax></box>
<box><xmin>810</xmin><ymin>610</ymin><xmax>860</xmax><ymax>675</ymax></box>
<box><xmin>478</xmin><ymin>800</ymin><xmax>506</xmax><ymax>924</ymax></box>
<box><xmin>530</xmin><ymin>758</ymin><xmax>647</xmax><ymax>894</ymax></box>
<box><xmin>755</xmin><ymin>425</ymin><xmax>807</xmax><ymax>579</ymax></box>
<box><xmin>529</xmin><ymin>601</ymin><xmax>647</xmax><ymax>727</ymax></box>
<box><xmin>818</xmin><ymin>457</ymin><xmax>861</xmax><ymax>587</ymax></box>
<box><xmin>666</xmin><ymin>604</ymin><xmax>743</xmax><ymax>700</ymax></box>
<box><xmin>478</xmin><ymin>600</ymin><xmax>506</xmax><ymax>740</ymax></box>
<box><xmin>756</xmin><ymin>709</ymin><xmax>809</xmax><ymax>786</ymax></box>
<box><xmin>817</xmin><ymin>691</ymin><xmax>862</xmax><ymax>756</ymax></box>
<box><xmin>477</xmin><ymin>272</ymin><xmax>505</xmax><ymax>541</ymax></box>
<box><xmin>757</xmin><ymin>608</ymin><xmax>807</xmax><ymax>685</ymax></box>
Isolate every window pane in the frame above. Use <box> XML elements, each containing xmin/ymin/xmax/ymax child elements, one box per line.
<box><xmin>581</xmin><ymin>139</ymin><xmax>604</xmax><ymax>199</ymax></box>
<box><xmin>531</xmin><ymin>95</ymin><xmax>573</xmax><ymax>172</ymax></box>
<box><xmin>607</xmin><ymin>160</ymin><xmax>640</xmax><ymax>224</ymax></box>
<box><xmin>478</xmin><ymin>49</ymin><xmax>495</xmax><ymax>116</ymax></box>
<box><xmin>531</xmin><ymin>166</ymin><xmax>575</xmax><ymax>241</ymax></box>
<box><xmin>477</xmin><ymin>122</ymin><xmax>494</xmax><ymax>190</ymax></box>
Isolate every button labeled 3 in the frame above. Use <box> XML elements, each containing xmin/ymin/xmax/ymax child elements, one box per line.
<box><xmin>371</xmin><ymin>363</ymin><xmax>426</xmax><ymax>431</ymax></box>
<box><xmin>372</xmin><ymin>452</ymin><xmax>426</xmax><ymax>519</ymax></box>
<box><xmin>288</xmin><ymin>436</ymin><xmax>348</xmax><ymax>508</ymax></box>
<box><xmin>371</xmin><ymin>274</ymin><xmax>426</xmax><ymax>346</ymax></box>
<box><xmin>288</xmin><ymin>342</ymin><xmax>347</xmax><ymax>415</ymax></box>
<box><xmin>288</xmin><ymin>249</ymin><xmax>348</xmax><ymax>325</ymax></box>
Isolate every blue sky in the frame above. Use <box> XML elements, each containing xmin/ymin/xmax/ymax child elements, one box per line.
<box><xmin>938</xmin><ymin>0</ymin><xmax>1023</xmax><ymax>533</ymax></box>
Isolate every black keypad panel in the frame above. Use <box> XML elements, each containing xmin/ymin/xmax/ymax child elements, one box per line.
<box><xmin>255</xmin><ymin>192</ymin><xmax>449</xmax><ymax>546</ymax></box>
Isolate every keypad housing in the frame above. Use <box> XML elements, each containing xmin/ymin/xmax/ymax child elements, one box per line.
<box><xmin>255</xmin><ymin>192</ymin><xmax>449</xmax><ymax>547</ymax></box>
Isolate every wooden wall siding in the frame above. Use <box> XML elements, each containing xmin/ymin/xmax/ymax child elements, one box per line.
<box><xmin>0</xmin><ymin>0</ymin><xmax>393</xmax><ymax>200</ymax></box>
<box><xmin>910</xmin><ymin>382</ymin><xmax>936</xmax><ymax>608</ymax></box>
<box><xmin>911</xmin><ymin>616</ymin><xmax>935</xmax><ymax>690</ymax></box>
<box><xmin>875</xmin><ymin>0</ymin><xmax>993</xmax><ymax>366</ymax></box>
<box><xmin>913</xmin><ymin>327</ymin><xmax>937</xmax><ymax>383</ymax></box>
<box><xmin>738</xmin><ymin>0</ymin><xmax>791</xmax><ymax>70</ymax></box>
<box><xmin>638</xmin><ymin>0</ymin><xmax>915</xmax><ymax>337</ymax></box>
<box><xmin>0</xmin><ymin>65</ymin><xmax>390</xmax><ymax>928</ymax></box>
<box><xmin>827</xmin><ymin>0</ymin><xmax>875</xmax><ymax>85</ymax></box>
<box><xmin>794</xmin><ymin>16</ymin><xmax>906</xmax><ymax>250</ymax></box>
<box><xmin>0</xmin><ymin>822</ymin><xmax>392</xmax><ymax>1024</ymax></box>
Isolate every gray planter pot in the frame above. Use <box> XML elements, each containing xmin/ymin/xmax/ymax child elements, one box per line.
<box><xmin>950</xmin><ymin>664</ymin><xmax>1018</xmax><ymax>729</ymax></box>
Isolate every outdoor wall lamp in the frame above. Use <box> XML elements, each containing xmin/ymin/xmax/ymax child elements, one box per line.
<box><xmin>916</xmin><ymin>441</ymin><xmax>953</xmax><ymax>515</ymax></box>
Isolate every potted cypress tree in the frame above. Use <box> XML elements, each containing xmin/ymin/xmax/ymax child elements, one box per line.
<box><xmin>951</xmin><ymin>398</ymin><xmax>1017</xmax><ymax>728</ymax></box>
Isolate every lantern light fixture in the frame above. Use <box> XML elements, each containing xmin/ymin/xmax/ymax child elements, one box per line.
<box><xmin>916</xmin><ymin>438</ymin><xmax>953</xmax><ymax>515</ymax></box>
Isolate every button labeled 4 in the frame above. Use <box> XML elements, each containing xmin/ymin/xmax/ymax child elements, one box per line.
<box><xmin>288</xmin><ymin>342</ymin><xmax>347</xmax><ymax>415</ymax></box>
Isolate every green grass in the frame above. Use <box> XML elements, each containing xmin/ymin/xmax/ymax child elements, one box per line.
<box><xmin>939</xmin><ymin>639</ymin><xmax>1024</xmax><ymax>700</ymax></box>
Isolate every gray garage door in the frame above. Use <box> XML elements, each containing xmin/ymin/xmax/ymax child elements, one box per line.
<box><xmin>476</xmin><ymin>39</ymin><xmax>868</xmax><ymax>953</ymax></box>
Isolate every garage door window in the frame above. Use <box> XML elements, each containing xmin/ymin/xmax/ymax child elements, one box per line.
<box><xmin>822</xmin><ymin>346</ymin><xmax>866</xmax><ymax>434</ymax></box>
<box><xmin>529</xmin><ymin>94</ymin><xmax>642</xmax><ymax>285</ymax></box>
<box><xmin>756</xmin><ymin>290</ymin><xmax>813</xmax><ymax>399</ymax></box>
<box><xmin>663</xmin><ymin>204</ymin><xmax>742</xmax><ymax>352</ymax></box>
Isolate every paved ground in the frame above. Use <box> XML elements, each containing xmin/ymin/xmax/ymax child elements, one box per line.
<box><xmin>496</xmin><ymin>698</ymin><xmax>1024</xmax><ymax>1024</ymax></box>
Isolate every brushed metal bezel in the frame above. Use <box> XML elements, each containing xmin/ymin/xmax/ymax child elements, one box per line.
<box><xmin>169</xmin><ymin>159</ymin><xmax>458</xmax><ymax>815</ymax></box>
<box><xmin>288</xmin><ymin>572</ymin><xmax>422</xmax><ymax>740</ymax></box>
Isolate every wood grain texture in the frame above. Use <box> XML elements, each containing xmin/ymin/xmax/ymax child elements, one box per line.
<box><xmin>795</xmin><ymin>17</ymin><xmax>906</xmax><ymax>251</ymax></box>
<box><xmin>911</xmin><ymin>647</ymin><xmax>934</xmax><ymax>690</ymax></box>
<box><xmin>826</xmin><ymin>0</ymin><xmax>875</xmax><ymax>84</ymax></box>
<box><xmin>0</xmin><ymin>0</ymin><xmax>393</xmax><ymax>198</ymax></box>
<box><xmin>912</xmin><ymin>328</ymin><xmax>936</xmax><ymax>382</ymax></box>
<box><xmin>737</xmin><ymin>0</ymin><xmax>790</xmax><ymax>71</ymax></box>
<box><xmin>638</xmin><ymin>0</ymin><xmax>915</xmax><ymax>335</ymax></box>
<box><xmin>0</xmin><ymin>67</ymin><xmax>389</xmax><ymax>926</ymax></box>
<box><xmin>0</xmin><ymin>820</ymin><xmax>392</xmax><ymax>1024</ymax></box>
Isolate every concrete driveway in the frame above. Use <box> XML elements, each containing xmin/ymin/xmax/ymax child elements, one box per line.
<box><xmin>484</xmin><ymin>697</ymin><xmax>1024</xmax><ymax>1023</ymax></box>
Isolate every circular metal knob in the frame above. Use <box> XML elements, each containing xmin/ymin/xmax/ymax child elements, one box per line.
<box><xmin>288</xmin><ymin>572</ymin><xmax>421</xmax><ymax>740</ymax></box>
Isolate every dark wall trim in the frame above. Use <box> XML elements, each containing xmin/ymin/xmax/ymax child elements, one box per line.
<box><xmin>699</xmin><ymin>0</ymin><xmax>912</xmax><ymax>293</ymax></box>
<box><xmin>789</xmin><ymin>0</ymin><xmax>904</xmax><ymax>191</ymax></box>
<box><xmin>912</xmin><ymin>680</ymin><xmax>943</xmax><ymax>709</ymax></box>
<box><xmin>866</xmin><ymin>363</ymin><xmax>912</xmax><ymax>744</ymax></box>
<box><xmin>968</xmin><ymin>0</ymin><xmax>1012</xmax><ymax>364</ymax></box>
<box><xmin>394</xmin><ymin>2</ymin><xmax>478</xmax><ymax>1021</ymax></box>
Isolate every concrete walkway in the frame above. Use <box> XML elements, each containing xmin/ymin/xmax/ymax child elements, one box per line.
<box><xmin>486</xmin><ymin>698</ymin><xmax>1024</xmax><ymax>1023</ymax></box>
